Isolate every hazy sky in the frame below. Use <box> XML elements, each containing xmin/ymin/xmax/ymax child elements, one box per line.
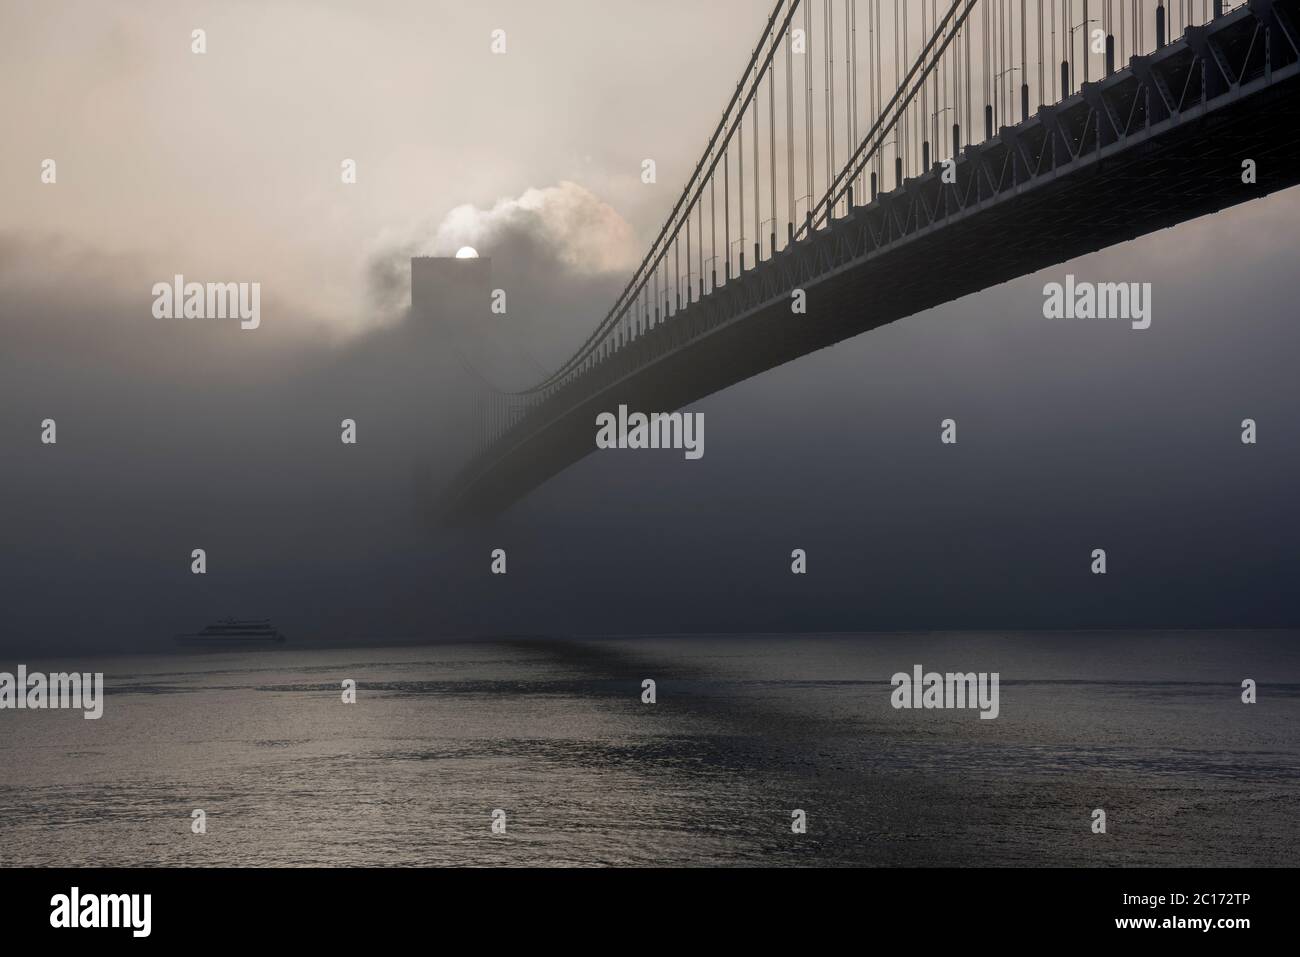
<box><xmin>3</xmin><ymin>1</ymin><xmax>1299</xmax><ymax>653</ymax></box>
<box><xmin>2</xmin><ymin>0</ymin><xmax>761</xmax><ymax>334</ymax></box>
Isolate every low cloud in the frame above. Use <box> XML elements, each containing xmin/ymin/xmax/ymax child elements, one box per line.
<box><xmin>366</xmin><ymin>181</ymin><xmax>637</xmax><ymax>312</ymax></box>
<box><xmin>431</xmin><ymin>182</ymin><xmax>639</xmax><ymax>275</ymax></box>
<box><xmin>365</xmin><ymin>181</ymin><xmax>638</xmax><ymax>381</ymax></box>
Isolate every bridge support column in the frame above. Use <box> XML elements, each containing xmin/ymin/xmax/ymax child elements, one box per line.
<box><xmin>984</xmin><ymin>104</ymin><xmax>993</xmax><ymax>140</ymax></box>
<box><xmin>1214</xmin><ymin>0</ymin><xmax>1223</xmax><ymax>17</ymax></box>
<box><xmin>870</xmin><ymin>170</ymin><xmax>877</xmax><ymax>200</ymax></box>
<box><xmin>952</xmin><ymin>123</ymin><xmax>961</xmax><ymax>156</ymax></box>
<box><xmin>1157</xmin><ymin>4</ymin><xmax>1166</xmax><ymax>48</ymax></box>
<box><xmin>1105</xmin><ymin>35</ymin><xmax>1115</xmax><ymax>75</ymax></box>
<box><xmin>922</xmin><ymin>141</ymin><xmax>930</xmax><ymax>171</ymax></box>
<box><xmin>1021</xmin><ymin>83</ymin><xmax>1030</xmax><ymax>122</ymax></box>
<box><xmin>1061</xmin><ymin>60</ymin><xmax>1070</xmax><ymax>96</ymax></box>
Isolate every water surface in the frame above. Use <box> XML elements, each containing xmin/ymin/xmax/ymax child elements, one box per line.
<box><xmin>1</xmin><ymin>632</ymin><xmax>1296</xmax><ymax>866</ymax></box>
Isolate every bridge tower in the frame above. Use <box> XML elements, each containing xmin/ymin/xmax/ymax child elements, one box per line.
<box><xmin>411</xmin><ymin>255</ymin><xmax>491</xmax><ymax>326</ymax></box>
<box><xmin>410</xmin><ymin>255</ymin><xmax>495</xmax><ymax>458</ymax></box>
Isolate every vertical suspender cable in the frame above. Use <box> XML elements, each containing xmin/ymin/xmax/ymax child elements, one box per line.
<box><xmin>846</xmin><ymin>0</ymin><xmax>853</xmax><ymax>204</ymax></box>
<box><xmin>850</xmin><ymin>0</ymin><xmax>858</xmax><ymax>200</ymax></box>
<box><xmin>965</xmin><ymin>6</ymin><xmax>972</xmax><ymax>138</ymax></box>
<box><xmin>710</xmin><ymin>170</ymin><xmax>716</xmax><ymax>291</ymax></box>
<box><xmin>673</xmin><ymin>225</ymin><xmax>679</xmax><ymax>314</ymax></box>
<box><xmin>902</xmin><ymin>0</ymin><xmax>909</xmax><ymax>174</ymax></box>
<box><xmin>787</xmin><ymin>23</ymin><xmax>795</xmax><ymax>240</ymax></box>
<box><xmin>1050</xmin><ymin>0</ymin><xmax>1057</xmax><ymax>99</ymax></box>
<box><xmin>738</xmin><ymin>116</ymin><xmax>745</xmax><ymax>272</ymax></box>
<box><xmin>1022</xmin><ymin>0</ymin><xmax>1028</xmax><ymax>118</ymax></box>
<box><xmin>805</xmin><ymin>0</ymin><xmax>814</xmax><ymax>225</ymax></box>
<box><xmin>769</xmin><ymin>54</ymin><xmax>776</xmax><ymax>254</ymax></box>
<box><xmin>894</xmin><ymin>0</ymin><xmax>900</xmax><ymax>177</ymax></box>
<box><xmin>921</xmin><ymin>0</ymin><xmax>928</xmax><ymax>165</ymax></box>
<box><xmin>685</xmin><ymin>204</ymin><xmax>691</xmax><ymax>304</ymax></box>
<box><xmin>826</xmin><ymin>0</ymin><xmax>834</xmax><ymax>209</ymax></box>
<box><xmin>724</xmin><ymin>145</ymin><xmax>730</xmax><ymax>280</ymax></box>
<box><xmin>754</xmin><ymin>68</ymin><xmax>760</xmax><ymax>259</ymax></box>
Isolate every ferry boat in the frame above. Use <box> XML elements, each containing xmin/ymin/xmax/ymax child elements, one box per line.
<box><xmin>176</xmin><ymin>618</ymin><xmax>287</xmax><ymax>644</ymax></box>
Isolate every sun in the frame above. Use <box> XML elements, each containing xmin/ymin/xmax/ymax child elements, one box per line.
<box><xmin>455</xmin><ymin>246</ymin><xmax>479</xmax><ymax>259</ymax></box>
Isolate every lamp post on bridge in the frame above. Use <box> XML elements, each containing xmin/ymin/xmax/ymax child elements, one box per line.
<box><xmin>878</xmin><ymin>136</ymin><xmax>899</xmax><ymax>191</ymax></box>
<box><xmin>1068</xmin><ymin>18</ymin><xmax>1099</xmax><ymax>93</ymax></box>
<box><xmin>703</xmin><ymin>255</ymin><xmax>720</xmax><ymax>295</ymax></box>
<box><xmin>931</xmin><ymin>106</ymin><xmax>953</xmax><ymax>170</ymax></box>
<box><xmin>793</xmin><ymin>194</ymin><xmax>811</xmax><ymax>237</ymax></box>
<box><xmin>730</xmin><ymin>238</ymin><xmax>747</xmax><ymax>278</ymax></box>
<box><xmin>759</xmin><ymin>217</ymin><xmax>777</xmax><ymax>259</ymax></box>
<box><xmin>993</xmin><ymin>67</ymin><xmax>1020</xmax><ymax>132</ymax></box>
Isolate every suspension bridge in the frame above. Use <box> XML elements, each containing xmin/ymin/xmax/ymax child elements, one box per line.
<box><xmin>438</xmin><ymin>0</ymin><xmax>1300</xmax><ymax>520</ymax></box>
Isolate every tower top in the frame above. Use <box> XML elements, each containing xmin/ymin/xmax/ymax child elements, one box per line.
<box><xmin>411</xmin><ymin>255</ymin><xmax>491</xmax><ymax>323</ymax></box>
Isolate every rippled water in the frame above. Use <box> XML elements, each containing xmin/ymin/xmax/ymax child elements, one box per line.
<box><xmin>1</xmin><ymin>632</ymin><xmax>1296</xmax><ymax>866</ymax></box>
